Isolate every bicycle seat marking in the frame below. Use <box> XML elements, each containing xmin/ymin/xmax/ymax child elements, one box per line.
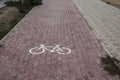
<box><xmin>29</xmin><ymin>44</ymin><xmax>71</xmax><ymax>55</ymax></box>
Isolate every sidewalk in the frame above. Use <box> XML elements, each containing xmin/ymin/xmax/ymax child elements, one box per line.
<box><xmin>0</xmin><ymin>0</ymin><xmax>119</xmax><ymax>80</ymax></box>
<box><xmin>72</xmin><ymin>0</ymin><xmax>120</xmax><ymax>58</ymax></box>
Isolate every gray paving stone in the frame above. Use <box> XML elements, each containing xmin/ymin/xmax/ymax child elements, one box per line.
<box><xmin>0</xmin><ymin>1</ymin><xmax>6</xmax><ymax>8</ymax></box>
<box><xmin>72</xmin><ymin>0</ymin><xmax>120</xmax><ymax>58</ymax></box>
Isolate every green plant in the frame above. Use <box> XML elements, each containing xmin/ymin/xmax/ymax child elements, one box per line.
<box><xmin>5</xmin><ymin>1</ymin><xmax>21</xmax><ymax>6</ymax></box>
<box><xmin>5</xmin><ymin>1</ymin><xmax>33</xmax><ymax>13</ymax></box>
<box><xmin>23</xmin><ymin>0</ymin><xmax>32</xmax><ymax>7</ymax></box>
<box><xmin>100</xmin><ymin>55</ymin><xmax>120</xmax><ymax>77</ymax></box>
<box><xmin>32</xmin><ymin>0</ymin><xmax>43</xmax><ymax>5</ymax></box>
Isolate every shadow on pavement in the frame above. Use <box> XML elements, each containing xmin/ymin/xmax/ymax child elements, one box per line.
<box><xmin>100</xmin><ymin>55</ymin><xmax>120</xmax><ymax>78</ymax></box>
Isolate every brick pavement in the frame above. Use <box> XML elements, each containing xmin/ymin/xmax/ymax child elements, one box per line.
<box><xmin>0</xmin><ymin>0</ymin><xmax>119</xmax><ymax>80</ymax></box>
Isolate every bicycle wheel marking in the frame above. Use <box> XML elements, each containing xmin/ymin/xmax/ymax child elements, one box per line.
<box><xmin>29</xmin><ymin>44</ymin><xmax>71</xmax><ymax>55</ymax></box>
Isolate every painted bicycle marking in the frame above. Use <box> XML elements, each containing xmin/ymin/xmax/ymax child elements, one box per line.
<box><xmin>29</xmin><ymin>44</ymin><xmax>71</xmax><ymax>54</ymax></box>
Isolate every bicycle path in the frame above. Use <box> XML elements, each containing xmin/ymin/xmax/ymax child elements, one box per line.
<box><xmin>0</xmin><ymin>0</ymin><xmax>119</xmax><ymax>80</ymax></box>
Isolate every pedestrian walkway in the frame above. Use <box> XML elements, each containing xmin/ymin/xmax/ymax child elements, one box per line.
<box><xmin>72</xmin><ymin>0</ymin><xmax>120</xmax><ymax>58</ymax></box>
<box><xmin>0</xmin><ymin>0</ymin><xmax>119</xmax><ymax>80</ymax></box>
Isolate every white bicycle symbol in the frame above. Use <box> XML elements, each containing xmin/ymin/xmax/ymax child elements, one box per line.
<box><xmin>29</xmin><ymin>44</ymin><xmax>71</xmax><ymax>54</ymax></box>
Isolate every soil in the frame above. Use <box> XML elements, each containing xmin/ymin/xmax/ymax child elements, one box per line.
<box><xmin>0</xmin><ymin>6</ymin><xmax>26</xmax><ymax>40</ymax></box>
<box><xmin>0</xmin><ymin>7</ymin><xmax>19</xmax><ymax>31</ymax></box>
<box><xmin>102</xmin><ymin>0</ymin><xmax>120</xmax><ymax>9</ymax></box>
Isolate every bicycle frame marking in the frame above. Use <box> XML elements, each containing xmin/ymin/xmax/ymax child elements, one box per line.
<box><xmin>29</xmin><ymin>44</ymin><xmax>71</xmax><ymax>54</ymax></box>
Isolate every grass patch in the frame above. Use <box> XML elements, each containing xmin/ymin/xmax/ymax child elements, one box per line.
<box><xmin>100</xmin><ymin>55</ymin><xmax>120</xmax><ymax>77</ymax></box>
<box><xmin>0</xmin><ymin>0</ymin><xmax>42</xmax><ymax>40</ymax></box>
<box><xmin>0</xmin><ymin>10</ymin><xmax>24</xmax><ymax>40</ymax></box>
<box><xmin>0</xmin><ymin>19</ymin><xmax>19</xmax><ymax>40</ymax></box>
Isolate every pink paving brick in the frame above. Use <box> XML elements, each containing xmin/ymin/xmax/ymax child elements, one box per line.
<box><xmin>0</xmin><ymin>0</ymin><xmax>119</xmax><ymax>80</ymax></box>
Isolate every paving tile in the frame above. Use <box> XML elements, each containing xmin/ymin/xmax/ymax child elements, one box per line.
<box><xmin>0</xmin><ymin>0</ymin><xmax>119</xmax><ymax>80</ymax></box>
